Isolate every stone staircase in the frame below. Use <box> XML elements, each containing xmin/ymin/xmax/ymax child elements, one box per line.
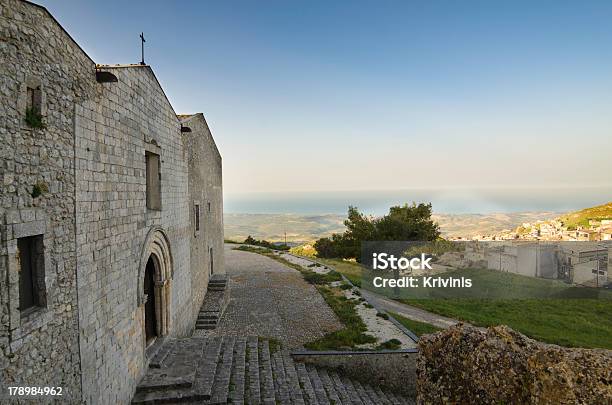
<box><xmin>132</xmin><ymin>336</ymin><xmax>415</xmax><ymax>404</ymax></box>
<box><xmin>196</xmin><ymin>275</ymin><xmax>229</xmax><ymax>331</ymax></box>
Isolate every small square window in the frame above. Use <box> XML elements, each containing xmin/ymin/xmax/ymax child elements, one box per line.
<box><xmin>17</xmin><ymin>235</ymin><xmax>46</xmax><ymax>312</ymax></box>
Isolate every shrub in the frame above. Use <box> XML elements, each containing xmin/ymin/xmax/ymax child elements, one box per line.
<box><xmin>25</xmin><ymin>107</ymin><xmax>46</xmax><ymax>129</ymax></box>
<box><xmin>377</xmin><ymin>338</ymin><xmax>402</xmax><ymax>350</ymax></box>
<box><xmin>31</xmin><ymin>181</ymin><xmax>49</xmax><ymax>198</ymax></box>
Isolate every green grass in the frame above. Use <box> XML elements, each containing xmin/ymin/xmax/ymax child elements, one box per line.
<box><xmin>317</xmin><ymin>258</ymin><xmax>364</xmax><ymax>287</ymax></box>
<box><xmin>389</xmin><ymin>312</ymin><xmax>442</xmax><ymax>337</ymax></box>
<box><xmin>307</xmin><ymin>259</ymin><xmax>612</xmax><ymax>348</ymax></box>
<box><xmin>259</xmin><ymin>336</ymin><xmax>282</xmax><ymax>354</ymax></box>
<box><xmin>302</xmin><ymin>271</ymin><xmax>343</xmax><ymax>285</ymax></box>
<box><xmin>304</xmin><ymin>286</ymin><xmax>376</xmax><ymax>350</ymax></box>
<box><xmin>376</xmin><ymin>338</ymin><xmax>402</xmax><ymax>350</ymax></box>
<box><xmin>233</xmin><ymin>245</ymin><xmax>274</xmax><ymax>254</ymax></box>
<box><xmin>401</xmin><ymin>298</ymin><xmax>612</xmax><ymax>349</ymax></box>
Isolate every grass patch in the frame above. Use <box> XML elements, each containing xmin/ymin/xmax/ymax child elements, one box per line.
<box><xmin>315</xmin><ymin>260</ymin><xmax>612</xmax><ymax>348</ymax></box>
<box><xmin>317</xmin><ymin>258</ymin><xmax>364</xmax><ymax>287</ymax></box>
<box><xmin>376</xmin><ymin>312</ymin><xmax>389</xmax><ymax>320</ymax></box>
<box><xmin>302</xmin><ymin>271</ymin><xmax>343</xmax><ymax>285</ymax></box>
<box><xmin>401</xmin><ymin>298</ymin><xmax>612</xmax><ymax>349</ymax></box>
<box><xmin>259</xmin><ymin>336</ymin><xmax>282</xmax><ymax>354</ymax></box>
<box><xmin>304</xmin><ymin>286</ymin><xmax>376</xmax><ymax>350</ymax></box>
<box><xmin>233</xmin><ymin>245</ymin><xmax>274</xmax><ymax>255</ymax></box>
<box><xmin>389</xmin><ymin>312</ymin><xmax>442</xmax><ymax>337</ymax></box>
<box><xmin>376</xmin><ymin>338</ymin><xmax>402</xmax><ymax>350</ymax></box>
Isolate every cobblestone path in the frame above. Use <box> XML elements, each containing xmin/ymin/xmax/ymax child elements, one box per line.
<box><xmin>196</xmin><ymin>245</ymin><xmax>343</xmax><ymax>349</ymax></box>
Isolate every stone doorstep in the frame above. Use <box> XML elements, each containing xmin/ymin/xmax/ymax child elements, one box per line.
<box><xmin>148</xmin><ymin>341</ymin><xmax>172</xmax><ymax>369</ymax></box>
<box><xmin>137</xmin><ymin>339</ymin><xmax>207</xmax><ymax>393</ymax></box>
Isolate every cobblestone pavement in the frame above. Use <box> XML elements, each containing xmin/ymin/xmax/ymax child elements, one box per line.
<box><xmin>198</xmin><ymin>245</ymin><xmax>343</xmax><ymax>349</ymax></box>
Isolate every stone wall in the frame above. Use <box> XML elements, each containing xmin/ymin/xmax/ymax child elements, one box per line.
<box><xmin>2</xmin><ymin>3</ymin><xmax>225</xmax><ymax>404</ymax></box>
<box><xmin>417</xmin><ymin>324</ymin><xmax>612</xmax><ymax>404</ymax></box>
<box><xmin>180</xmin><ymin>114</ymin><xmax>225</xmax><ymax>319</ymax></box>
<box><xmin>74</xmin><ymin>65</ymin><xmax>192</xmax><ymax>404</ymax></box>
<box><xmin>0</xmin><ymin>1</ymin><xmax>96</xmax><ymax>400</ymax></box>
<box><xmin>293</xmin><ymin>351</ymin><xmax>417</xmax><ymax>398</ymax></box>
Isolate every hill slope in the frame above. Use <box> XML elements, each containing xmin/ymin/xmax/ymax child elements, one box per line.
<box><xmin>558</xmin><ymin>201</ymin><xmax>612</xmax><ymax>229</ymax></box>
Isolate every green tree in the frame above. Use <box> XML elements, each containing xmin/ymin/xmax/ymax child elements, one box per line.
<box><xmin>313</xmin><ymin>202</ymin><xmax>440</xmax><ymax>259</ymax></box>
<box><xmin>374</xmin><ymin>203</ymin><xmax>440</xmax><ymax>241</ymax></box>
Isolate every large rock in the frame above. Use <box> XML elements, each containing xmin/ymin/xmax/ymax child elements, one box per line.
<box><xmin>417</xmin><ymin>324</ymin><xmax>612</xmax><ymax>404</ymax></box>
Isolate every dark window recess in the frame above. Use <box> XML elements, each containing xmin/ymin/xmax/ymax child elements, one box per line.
<box><xmin>207</xmin><ymin>202</ymin><xmax>211</xmax><ymax>213</ymax></box>
<box><xmin>194</xmin><ymin>204</ymin><xmax>201</xmax><ymax>232</ymax></box>
<box><xmin>146</xmin><ymin>152</ymin><xmax>161</xmax><ymax>210</ymax></box>
<box><xmin>18</xmin><ymin>235</ymin><xmax>46</xmax><ymax>312</ymax></box>
<box><xmin>27</xmin><ymin>86</ymin><xmax>42</xmax><ymax>114</ymax></box>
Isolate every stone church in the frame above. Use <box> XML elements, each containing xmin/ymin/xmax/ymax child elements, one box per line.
<box><xmin>0</xmin><ymin>1</ymin><xmax>224</xmax><ymax>403</ymax></box>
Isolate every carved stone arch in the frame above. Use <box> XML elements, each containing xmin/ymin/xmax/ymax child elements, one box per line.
<box><xmin>138</xmin><ymin>226</ymin><xmax>173</xmax><ymax>337</ymax></box>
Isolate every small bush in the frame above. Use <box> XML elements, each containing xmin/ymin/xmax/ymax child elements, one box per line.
<box><xmin>244</xmin><ymin>235</ymin><xmax>290</xmax><ymax>251</ymax></box>
<box><xmin>377</xmin><ymin>338</ymin><xmax>402</xmax><ymax>350</ymax></box>
<box><xmin>364</xmin><ymin>303</ymin><xmax>374</xmax><ymax>309</ymax></box>
<box><xmin>376</xmin><ymin>312</ymin><xmax>389</xmax><ymax>320</ymax></box>
<box><xmin>25</xmin><ymin>107</ymin><xmax>46</xmax><ymax>129</ymax></box>
<box><xmin>31</xmin><ymin>181</ymin><xmax>49</xmax><ymax>198</ymax></box>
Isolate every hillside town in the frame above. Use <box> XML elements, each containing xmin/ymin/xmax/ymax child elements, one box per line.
<box><xmin>458</xmin><ymin>218</ymin><xmax>612</xmax><ymax>242</ymax></box>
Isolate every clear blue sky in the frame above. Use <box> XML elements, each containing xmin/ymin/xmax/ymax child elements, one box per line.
<box><xmin>38</xmin><ymin>0</ymin><xmax>612</xmax><ymax>198</ymax></box>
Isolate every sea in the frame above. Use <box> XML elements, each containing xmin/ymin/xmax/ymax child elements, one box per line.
<box><xmin>225</xmin><ymin>186</ymin><xmax>611</xmax><ymax>215</ymax></box>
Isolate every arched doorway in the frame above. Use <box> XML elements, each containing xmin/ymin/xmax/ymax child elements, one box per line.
<box><xmin>144</xmin><ymin>256</ymin><xmax>158</xmax><ymax>344</ymax></box>
<box><xmin>138</xmin><ymin>227</ymin><xmax>173</xmax><ymax>351</ymax></box>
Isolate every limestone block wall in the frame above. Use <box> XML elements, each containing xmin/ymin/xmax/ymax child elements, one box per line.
<box><xmin>417</xmin><ymin>324</ymin><xmax>612</xmax><ymax>404</ymax></box>
<box><xmin>181</xmin><ymin>114</ymin><xmax>225</xmax><ymax>319</ymax></box>
<box><xmin>74</xmin><ymin>65</ymin><xmax>192</xmax><ymax>405</ymax></box>
<box><xmin>0</xmin><ymin>1</ymin><xmax>96</xmax><ymax>400</ymax></box>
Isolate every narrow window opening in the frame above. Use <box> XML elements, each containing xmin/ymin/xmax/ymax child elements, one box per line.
<box><xmin>18</xmin><ymin>235</ymin><xmax>46</xmax><ymax>313</ymax></box>
<box><xmin>207</xmin><ymin>202</ymin><xmax>211</xmax><ymax>213</ymax></box>
<box><xmin>145</xmin><ymin>152</ymin><xmax>161</xmax><ymax>210</ymax></box>
<box><xmin>194</xmin><ymin>204</ymin><xmax>201</xmax><ymax>233</ymax></box>
<box><xmin>27</xmin><ymin>86</ymin><xmax>42</xmax><ymax>114</ymax></box>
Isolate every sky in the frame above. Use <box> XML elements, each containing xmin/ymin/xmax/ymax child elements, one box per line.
<box><xmin>38</xmin><ymin>0</ymin><xmax>612</xmax><ymax>206</ymax></box>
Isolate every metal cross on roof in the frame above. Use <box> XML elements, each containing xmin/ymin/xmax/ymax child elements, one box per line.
<box><xmin>140</xmin><ymin>32</ymin><xmax>146</xmax><ymax>65</ymax></box>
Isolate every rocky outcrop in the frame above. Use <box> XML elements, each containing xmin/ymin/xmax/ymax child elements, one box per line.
<box><xmin>417</xmin><ymin>324</ymin><xmax>612</xmax><ymax>404</ymax></box>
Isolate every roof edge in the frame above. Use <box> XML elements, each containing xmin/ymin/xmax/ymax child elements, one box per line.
<box><xmin>21</xmin><ymin>0</ymin><xmax>95</xmax><ymax>65</ymax></box>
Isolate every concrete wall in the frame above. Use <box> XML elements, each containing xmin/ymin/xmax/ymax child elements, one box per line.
<box><xmin>0</xmin><ymin>1</ymin><xmax>95</xmax><ymax>399</ymax></box>
<box><xmin>74</xmin><ymin>65</ymin><xmax>192</xmax><ymax>404</ymax></box>
<box><xmin>181</xmin><ymin>114</ymin><xmax>224</xmax><ymax>320</ymax></box>
<box><xmin>417</xmin><ymin>324</ymin><xmax>612</xmax><ymax>404</ymax></box>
